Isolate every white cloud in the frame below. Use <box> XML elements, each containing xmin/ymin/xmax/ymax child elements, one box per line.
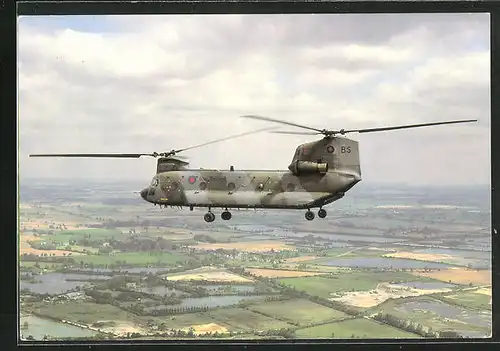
<box><xmin>18</xmin><ymin>14</ymin><xmax>490</xmax><ymax>185</ymax></box>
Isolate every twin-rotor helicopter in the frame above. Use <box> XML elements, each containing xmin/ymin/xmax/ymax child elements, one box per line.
<box><xmin>30</xmin><ymin>115</ymin><xmax>477</xmax><ymax>222</ymax></box>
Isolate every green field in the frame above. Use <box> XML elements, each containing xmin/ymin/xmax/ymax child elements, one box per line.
<box><xmin>295</xmin><ymin>318</ymin><xmax>420</xmax><ymax>339</ymax></box>
<box><xmin>247</xmin><ymin>298</ymin><xmax>349</xmax><ymax>326</ymax></box>
<box><xmin>77</xmin><ymin>252</ymin><xmax>188</xmax><ymax>266</ymax></box>
<box><xmin>205</xmin><ymin>308</ymin><xmax>293</xmax><ymax>332</ymax></box>
<box><xmin>19</xmin><ymin>261</ymin><xmax>64</xmax><ymax>270</ymax></box>
<box><xmin>40</xmin><ymin>228</ymin><xmax>124</xmax><ymax>244</ymax></box>
<box><xmin>31</xmin><ymin>301</ymin><xmax>143</xmax><ymax>325</ymax></box>
<box><xmin>436</xmin><ymin>291</ymin><xmax>491</xmax><ymax>310</ymax></box>
<box><xmin>279</xmin><ymin>271</ymin><xmax>419</xmax><ymax>298</ymax></box>
<box><xmin>148</xmin><ymin>307</ymin><xmax>293</xmax><ymax>332</ymax></box>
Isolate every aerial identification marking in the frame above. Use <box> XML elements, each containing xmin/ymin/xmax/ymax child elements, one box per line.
<box><xmin>340</xmin><ymin>146</ymin><xmax>351</xmax><ymax>154</ymax></box>
<box><xmin>188</xmin><ymin>176</ymin><xmax>196</xmax><ymax>184</ymax></box>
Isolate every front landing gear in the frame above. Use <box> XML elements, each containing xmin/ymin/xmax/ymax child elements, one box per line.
<box><xmin>305</xmin><ymin>210</ymin><xmax>315</xmax><ymax>221</ymax></box>
<box><xmin>221</xmin><ymin>210</ymin><xmax>232</xmax><ymax>221</ymax></box>
<box><xmin>204</xmin><ymin>211</ymin><xmax>215</xmax><ymax>223</ymax></box>
<box><xmin>318</xmin><ymin>208</ymin><xmax>327</xmax><ymax>219</ymax></box>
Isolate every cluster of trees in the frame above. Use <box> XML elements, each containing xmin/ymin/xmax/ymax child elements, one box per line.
<box><xmin>21</xmin><ymin>253</ymin><xmax>76</xmax><ymax>264</ymax></box>
<box><xmin>372</xmin><ymin>312</ymin><xmax>444</xmax><ymax>338</ymax></box>
<box><xmin>106</xmin><ymin>236</ymin><xmax>177</xmax><ymax>253</ymax></box>
<box><xmin>308</xmin><ymin>295</ymin><xmax>360</xmax><ymax>316</ymax></box>
<box><xmin>147</xmin><ymin>305</ymin><xmax>211</xmax><ymax>316</ymax></box>
<box><xmin>254</xmin><ymin>328</ymin><xmax>295</xmax><ymax>339</ymax></box>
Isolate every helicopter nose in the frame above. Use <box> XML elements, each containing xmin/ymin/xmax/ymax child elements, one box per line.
<box><xmin>140</xmin><ymin>188</ymin><xmax>149</xmax><ymax>200</ymax></box>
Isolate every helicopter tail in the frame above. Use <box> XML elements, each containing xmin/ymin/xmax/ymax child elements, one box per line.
<box><xmin>329</xmin><ymin>137</ymin><xmax>361</xmax><ymax>179</ymax></box>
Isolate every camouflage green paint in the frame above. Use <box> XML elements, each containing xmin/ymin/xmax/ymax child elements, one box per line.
<box><xmin>141</xmin><ymin>136</ymin><xmax>362</xmax><ymax>209</ymax></box>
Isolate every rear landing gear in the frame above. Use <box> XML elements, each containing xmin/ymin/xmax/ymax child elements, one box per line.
<box><xmin>221</xmin><ymin>210</ymin><xmax>232</xmax><ymax>221</ymax></box>
<box><xmin>204</xmin><ymin>211</ymin><xmax>215</xmax><ymax>223</ymax></box>
<box><xmin>318</xmin><ymin>208</ymin><xmax>327</xmax><ymax>219</ymax></box>
<box><xmin>305</xmin><ymin>210</ymin><xmax>315</xmax><ymax>221</ymax></box>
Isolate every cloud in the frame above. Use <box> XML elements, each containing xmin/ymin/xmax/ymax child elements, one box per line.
<box><xmin>18</xmin><ymin>13</ymin><xmax>490</xmax><ymax>185</ymax></box>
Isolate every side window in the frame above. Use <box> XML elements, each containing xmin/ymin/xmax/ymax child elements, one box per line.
<box><xmin>149</xmin><ymin>177</ymin><xmax>158</xmax><ymax>196</ymax></box>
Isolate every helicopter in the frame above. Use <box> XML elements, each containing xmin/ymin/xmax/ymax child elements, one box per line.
<box><xmin>30</xmin><ymin>116</ymin><xmax>477</xmax><ymax>222</ymax></box>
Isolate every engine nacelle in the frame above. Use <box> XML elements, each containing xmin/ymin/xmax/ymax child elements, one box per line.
<box><xmin>288</xmin><ymin>161</ymin><xmax>329</xmax><ymax>175</ymax></box>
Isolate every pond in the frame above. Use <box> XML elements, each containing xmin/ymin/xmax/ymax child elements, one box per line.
<box><xmin>20</xmin><ymin>315</ymin><xmax>97</xmax><ymax>340</ymax></box>
<box><xmin>396</xmin><ymin>300</ymin><xmax>491</xmax><ymax>329</ymax></box>
<box><xmin>318</xmin><ymin>257</ymin><xmax>452</xmax><ymax>269</ymax></box>
<box><xmin>20</xmin><ymin>273</ymin><xmax>109</xmax><ymax>295</ymax></box>
<box><xmin>391</xmin><ymin>281</ymin><xmax>457</xmax><ymax>290</ymax></box>
<box><xmin>144</xmin><ymin>294</ymin><xmax>269</xmax><ymax>311</ymax></box>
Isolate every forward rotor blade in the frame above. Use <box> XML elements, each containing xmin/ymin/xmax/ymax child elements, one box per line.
<box><xmin>29</xmin><ymin>153</ymin><xmax>152</xmax><ymax>158</ymax></box>
<box><xmin>344</xmin><ymin>119</ymin><xmax>478</xmax><ymax>134</ymax></box>
<box><xmin>270</xmin><ymin>131</ymin><xmax>320</xmax><ymax>135</ymax></box>
<box><xmin>241</xmin><ymin>115</ymin><xmax>324</xmax><ymax>133</ymax></box>
<box><xmin>175</xmin><ymin>127</ymin><xmax>275</xmax><ymax>153</ymax></box>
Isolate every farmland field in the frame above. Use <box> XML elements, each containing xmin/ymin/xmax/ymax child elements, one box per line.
<box><xmin>279</xmin><ymin>271</ymin><xmax>421</xmax><ymax>298</ymax></box>
<box><xmin>436</xmin><ymin>290</ymin><xmax>492</xmax><ymax>310</ymax></box>
<box><xmin>246</xmin><ymin>268</ymin><xmax>326</xmax><ymax>278</ymax></box>
<box><xmin>295</xmin><ymin>318</ymin><xmax>420</xmax><ymax>338</ymax></box>
<box><xmin>18</xmin><ymin>180</ymin><xmax>491</xmax><ymax>340</ymax></box>
<box><xmin>166</xmin><ymin>269</ymin><xmax>253</xmax><ymax>283</ymax></box>
<box><xmin>77</xmin><ymin>252</ymin><xmax>188</xmax><ymax>266</ymax></box>
<box><xmin>189</xmin><ymin>241</ymin><xmax>295</xmax><ymax>252</ymax></box>
<box><xmin>411</xmin><ymin>268</ymin><xmax>491</xmax><ymax>286</ymax></box>
<box><xmin>247</xmin><ymin>298</ymin><xmax>349</xmax><ymax>326</ymax></box>
<box><xmin>205</xmin><ymin>308</ymin><xmax>294</xmax><ymax>332</ymax></box>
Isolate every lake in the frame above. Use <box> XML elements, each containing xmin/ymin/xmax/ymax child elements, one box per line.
<box><xmin>144</xmin><ymin>295</ymin><xmax>269</xmax><ymax>311</ymax></box>
<box><xmin>20</xmin><ymin>315</ymin><xmax>97</xmax><ymax>340</ymax></box>
<box><xmin>20</xmin><ymin>273</ymin><xmax>109</xmax><ymax>295</ymax></box>
<box><xmin>396</xmin><ymin>300</ymin><xmax>491</xmax><ymax>329</ymax></box>
<box><xmin>318</xmin><ymin>257</ymin><xmax>452</xmax><ymax>269</ymax></box>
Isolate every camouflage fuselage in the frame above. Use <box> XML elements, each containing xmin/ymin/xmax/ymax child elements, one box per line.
<box><xmin>140</xmin><ymin>169</ymin><xmax>361</xmax><ymax>209</ymax></box>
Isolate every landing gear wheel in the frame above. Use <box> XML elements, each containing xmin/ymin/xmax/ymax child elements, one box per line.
<box><xmin>221</xmin><ymin>211</ymin><xmax>232</xmax><ymax>221</ymax></box>
<box><xmin>318</xmin><ymin>208</ymin><xmax>327</xmax><ymax>218</ymax></box>
<box><xmin>204</xmin><ymin>212</ymin><xmax>215</xmax><ymax>223</ymax></box>
<box><xmin>305</xmin><ymin>210</ymin><xmax>315</xmax><ymax>221</ymax></box>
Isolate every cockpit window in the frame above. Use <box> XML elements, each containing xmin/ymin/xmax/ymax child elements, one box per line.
<box><xmin>151</xmin><ymin>178</ymin><xmax>159</xmax><ymax>187</ymax></box>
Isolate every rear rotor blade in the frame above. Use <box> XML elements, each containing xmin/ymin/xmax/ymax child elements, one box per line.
<box><xmin>29</xmin><ymin>153</ymin><xmax>153</xmax><ymax>158</ymax></box>
<box><xmin>241</xmin><ymin>115</ymin><xmax>324</xmax><ymax>133</ymax></box>
<box><xmin>174</xmin><ymin>127</ymin><xmax>276</xmax><ymax>154</ymax></box>
<box><xmin>343</xmin><ymin>119</ymin><xmax>478</xmax><ymax>134</ymax></box>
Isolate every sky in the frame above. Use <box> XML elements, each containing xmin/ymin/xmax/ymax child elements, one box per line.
<box><xmin>17</xmin><ymin>13</ymin><xmax>490</xmax><ymax>186</ymax></box>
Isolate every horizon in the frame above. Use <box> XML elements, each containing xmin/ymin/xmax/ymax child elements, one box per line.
<box><xmin>18</xmin><ymin>14</ymin><xmax>490</xmax><ymax>186</ymax></box>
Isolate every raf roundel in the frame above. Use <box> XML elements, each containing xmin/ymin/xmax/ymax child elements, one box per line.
<box><xmin>188</xmin><ymin>176</ymin><xmax>196</xmax><ymax>184</ymax></box>
<box><xmin>327</xmin><ymin>145</ymin><xmax>335</xmax><ymax>153</ymax></box>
